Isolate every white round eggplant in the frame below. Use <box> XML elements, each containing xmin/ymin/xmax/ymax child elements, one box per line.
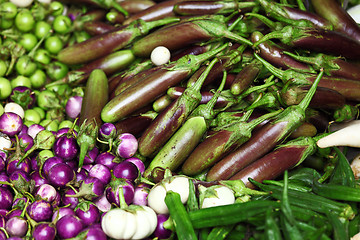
<box><xmin>147</xmin><ymin>175</ymin><xmax>190</xmax><ymax>214</ymax></box>
<box><xmin>200</xmin><ymin>185</ymin><xmax>235</xmax><ymax>209</ymax></box>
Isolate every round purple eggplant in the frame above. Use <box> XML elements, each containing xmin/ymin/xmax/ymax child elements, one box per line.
<box><xmin>115</xmin><ymin>133</ymin><xmax>138</xmax><ymax>158</ymax></box>
<box><xmin>88</xmin><ymin>164</ymin><xmax>111</xmax><ymax>185</ymax></box>
<box><xmin>42</xmin><ymin>157</ymin><xmax>64</xmax><ymax>177</ymax></box>
<box><xmin>105</xmin><ymin>179</ymin><xmax>134</xmax><ymax>206</ymax></box>
<box><xmin>18</xmin><ymin>133</ymin><xmax>34</xmax><ymax>152</ymax></box>
<box><xmin>75</xmin><ymin>201</ymin><xmax>100</xmax><ymax>226</ymax></box>
<box><xmin>52</xmin><ymin>207</ymin><xmax>75</xmax><ymax>222</ymax></box>
<box><xmin>124</xmin><ymin>157</ymin><xmax>146</xmax><ymax>175</ymax></box>
<box><xmin>95</xmin><ymin>151</ymin><xmax>118</xmax><ymax>170</ymax></box>
<box><xmin>53</xmin><ymin>134</ymin><xmax>79</xmax><ymax>161</ymax></box>
<box><xmin>0</xmin><ymin>187</ymin><xmax>13</xmax><ymax>210</ymax></box>
<box><xmin>56</xmin><ymin>215</ymin><xmax>84</xmax><ymax>239</ymax></box>
<box><xmin>82</xmin><ymin>147</ymin><xmax>99</xmax><ymax>165</ymax></box>
<box><xmin>5</xmin><ymin>216</ymin><xmax>28</xmax><ymax>237</ymax></box>
<box><xmin>99</xmin><ymin>122</ymin><xmax>117</xmax><ymax>140</ymax></box>
<box><xmin>27</xmin><ymin>124</ymin><xmax>45</xmax><ymax>139</ymax></box>
<box><xmin>6</xmin><ymin>157</ymin><xmax>31</xmax><ymax>175</ymax></box>
<box><xmin>0</xmin><ymin>156</ymin><xmax>5</xmax><ymax>172</ymax></box>
<box><xmin>27</xmin><ymin>199</ymin><xmax>53</xmax><ymax>222</ymax></box>
<box><xmin>0</xmin><ymin>112</ymin><xmax>23</xmax><ymax>137</ymax></box>
<box><xmin>46</xmin><ymin>163</ymin><xmax>75</xmax><ymax>188</ymax></box>
<box><xmin>32</xmin><ymin>222</ymin><xmax>56</xmax><ymax>240</ymax></box>
<box><xmin>30</xmin><ymin>171</ymin><xmax>49</xmax><ymax>188</ymax></box>
<box><xmin>34</xmin><ymin>183</ymin><xmax>58</xmax><ymax>203</ymax></box>
<box><xmin>61</xmin><ymin>188</ymin><xmax>79</xmax><ymax>209</ymax></box>
<box><xmin>93</xmin><ymin>193</ymin><xmax>111</xmax><ymax>213</ymax></box>
<box><xmin>113</xmin><ymin>161</ymin><xmax>139</xmax><ymax>182</ymax></box>
<box><xmin>154</xmin><ymin>214</ymin><xmax>172</xmax><ymax>239</ymax></box>
<box><xmin>65</xmin><ymin>95</ymin><xmax>83</xmax><ymax>119</ymax></box>
<box><xmin>77</xmin><ymin>225</ymin><xmax>107</xmax><ymax>240</ymax></box>
<box><xmin>133</xmin><ymin>183</ymin><xmax>151</xmax><ymax>206</ymax></box>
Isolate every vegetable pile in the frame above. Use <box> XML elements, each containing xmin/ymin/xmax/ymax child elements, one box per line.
<box><xmin>1</xmin><ymin>0</ymin><xmax>360</xmax><ymax>239</ymax></box>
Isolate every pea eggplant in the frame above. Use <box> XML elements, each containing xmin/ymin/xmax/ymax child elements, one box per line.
<box><xmin>310</xmin><ymin>0</ymin><xmax>360</xmax><ymax>41</ymax></box>
<box><xmin>57</xmin><ymin>17</ymin><xmax>180</xmax><ymax>65</ymax></box>
<box><xmin>101</xmin><ymin>43</ymin><xmax>228</xmax><ymax>124</ymax></box>
<box><xmin>173</xmin><ymin>0</ymin><xmax>257</xmax><ymax>16</ymax></box>
<box><xmin>131</xmin><ymin>17</ymin><xmax>253</xmax><ymax>57</ymax></box>
<box><xmin>143</xmin><ymin>71</ymin><xmax>227</xmax><ymax>177</ymax></box>
<box><xmin>205</xmin><ymin>69</ymin><xmax>324</xmax><ymax>181</ymax></box>
<box><xmin>252</xmin><ymin>25</ymin><xmax>360</xmax><ymax>60</ymax></box>
<box><xmin>181</xmin><ymin>107</ymin><xmax>282</xmax><ymax>176</ymax></box>
<box><xmin>229</xmin><ymin>136</ymin><xmax>318</xmax><ymax>188</ymax></box>
<box><xmin>137</xmin><ymin>57</ymin><xmax>220</xmax><ymax>157</ymax></box>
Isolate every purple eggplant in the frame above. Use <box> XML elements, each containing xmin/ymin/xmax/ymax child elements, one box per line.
<box><xmin>0</xmin><ymin>187</ymin><xmax>13</xmax><ymax>210</ymax></box>
<box><xmin>65</xmin><ymin>95</ymin><xmax>83</xmax><ymax>119</ymax></box>
<box><xmin>27</xmin><ymin>124</ymin><xmax>45</xmax><ymax>139</ymax></box>
<box><xmin>88</xmin><ymin>164</ymin><xmax>111</xmax><ymax>185</ymax></box>
<box><xmin>114</xmin><ymin>133</ymin><xmax>138</xmax><ymax>158</ymax></box>
<box><xmin>46</xmin><ymin>163</ymin><xmax>75</xmax><ymax>188</ymax></box>
<box><xmin>53</xmin><ymin>133</ymin><xmax>79</xmax><ymax>162</ymax></box>
<box><xmin>105</xmin><ymin>178</ymin><xmax>134</xmax><ymax>206</ymax></box>
<box><xmin>67</xmin><ymin>176</ymin><xmax>105</xmax><ymax>201</ymax></box>
<box><xmin>56</xmin><ymin>215</ymin><xmax>84</xmax><ymax>239</ymax></box>
<box><xmin>95</xmin><ymin>152</ymin><xmax>119</xmax><ymax>170</ymax></box>
<box><xmin>27</xmin><ymin>199</ymin><xmax>53</xmax><ymax>222</ymax></box>
<box><xmin>82</xmin><ymin>147</ymin><xmax>99</xmax><ymax>165</ymax></box>
<box><xmin>154</xmin><ymin>214</ymin><xmax>172</xmax><ymax>239</ymax></box>
<box><xmin>30</xmin><ymin>171</ymin><xmax>49</xmax><ymax>187</ymax></box>
<box><xmin>113</xmin><ymin>161</ymin><xmax>139</xmax><ymax>182</ymax></box>
<box><xmin>34</xmin><ymin>184</ymin><xmax>58</xmax><ymax>203</ymax></box>
<box><xmin>75</xmin><ymin>225</ymin><xmax>107</xmax><ymax>240</ymax></box>
<box><xmin>75</xmin><ymin>201</ymin><xmax>100</xmax><ymax>226</ymax></box>
<box><xmin>42</xmin><ymin>156</ymin><xmax>64</xmax><ymax>177</ymax></box>
<box><xmin>0</xmin><ymin>157</ymin><xmax>5</xmax><ymax>172</ymax></box>
<box><xmin>18</xmin><ymin>133</ymin><xmax>34</xmax><ymax>152</ymax></box>
<box><xmin>133</xmin><ymin>183</ymin><xmax>150</xmax><ymax>206</ymax></box>
<box><xmin>61</xmin><ymin>188</ymin><xmax>79</xmax><ymax>209</ymax></box>
<box><xmin>93</xmin><ymin>193</ymin><xmax>111</xmax><ymax>213</ymax></box>
<box><xmin>0</xmin><ymin>112</ymin><xmax>23</xmax><ymax>137</ymax></box>
<box><xmin>52</xmin><ymin>207</ymin><xmax>75</xmax><ymax>222</ymax></box>
<box><xmin>124</xmin><ymin>157</ymin><xmax>146</xmax><ymax>175</ymax></box>
<box><xmin>5</xmin><ymin>216</ymin><xmax>28</xmax><ymax>238</ymax></box>
<box><xmin>32</xmin><ymin>222</ymin><xmax>57</xmax><ymax>240</ymax></box>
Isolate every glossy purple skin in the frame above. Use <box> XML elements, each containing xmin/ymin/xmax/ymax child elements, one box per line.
<box><xmin>0</xmin><ymin>209</ymin><xmax>8</xmax><ymax>218</ymax></box>
<box><xmin>75</xmin><ymin>203</ymin><xmax>100</xmax><ymax>226</ymax></box>
<box><xmin>18</xmin><ymin>125</ymin><xmax>28</xmax><ymax>136</ymax></box>
<box><xmin>6</xmin><ymin>157</ymin><xmax>31</xmax><ymax>175</ymax></box>
<box><xmin>10</xmin><ymin>86</ymin><xmax>36</xmax><ymax>109</ymax></box>
<box><xmin>0</xmin><ymin>172</ymin><xmax>8</xmax><ymax>188</ymax></box>
<box><xmin>124</xmin><ymin>157</ymin><xmax>145</xmax><ymax>174</ymax></box>
<box><xmin>42</xmin><ymin>157</ymin><xmax>64</xmax><ymax>177</ymax></box>
<box><xmin>116</xmin><ymin>133</ymin><xmax>138</xmax><ymax>158</ymax></box>
<box><xmin>56</xmin><ymin>128</ymin><xmax>78</xmax><ymax>138</ymax></box>
<box><xmin>56</xmin><ymin>215</ymin><xmax>84</xmax><ymax>239</ymax></box>
<box><xmin>154</xmin><ymin>214</ymin><xmax>172</xmax><ymax>239</ymax></box>
<box><xmin>30</xmin><ymin>155</ymin><xmax>39</xmax><ymax>171</ymax></box>
<box><xmin>105</xmin><ymin>180</ymin><xmax>134</xmax><ymax>206</ymax></box>
<box><xmin>53</xmin><ymin>135</ymin><xmax>79</xmax><ymax>161</ymax></box>
<box><xmin>35</xmin><ymin>183</ymin><xmax>57</xmax><ymax>202</ymax></box>
<box><xmin>0</xmin><ymin>157</ymin><xmax>4</xmax><ymax>172</ymax></box>
<box><xmin>88</xmin><ymin>164</ymin><xmax>111</xmax><ymax>185</ymax></box>
<box><xmin>46</xmin><ymin>163</ymin><xmax>75</xmax><ymax>188</ymax></box>
<box><xmin>65</xmin><ymin>95</ymin><xmax>83</xmax><ymax>119</ymax></box>
<box><xmin>76</xmin><ymin>168</ymin><xmax>88</xmax><ymax>182</ymax></box>
<box><xmin>61</xmin><ymin>188</ymin><xmax>79</xmax><ymax>209</ymax></box>
<box><xmin>83</xmin><ymin>147</ymin><xmax>99</xmax><ymax>165</ymax></box>
<box><xmin>19</xmin><ymin>133</ymin><xmax>34</xmax><ymax>152</ymax></box>
<box><xmin>0</xmin><ymin>112</ymin><xmax>23</xmax><ymax>137</ymax></box>
<box><xmin>113</xmin><ymin>161</ymin><xmax>139</xmax><ymax>182</ymax></box>
<box><xmin>9</xmin><ymin>170</ymin><xmax>30</xmax><ymax>182</ymax></box>
<box><xmin>27</xmin><ymin>124</ymin><xmax>45</xmax><ymax>139</ymax></box>
<box><xmin>52</xmin><ymin>207</ymin><xmax>75</xmax><ymax>222</ymax></box>
<box><xmin>12</xmin><ymin>197</ymin><xmax>26</xmax><ymax>209</ymax></box>
<box><xmin>95</xmin><ymin>152</ymin><xmax>118</xmax><ymax>170</ymax></box>
<box><xmin>80</xmin><ymin>226</ymin><xmax>107</xmax><ymax>240</ymax></box>
<box><xmin>32</xmin><ymin>222</ymin><xmax>56</xmax><ymax>240</ymax></box>
<box><xmin>31</xmin><ymin>171</ymin><xmax>49</xmax><ymax>187</ymax></box>
<box><xmin>0</xmin><ymin>187</ymin><xmax>12</xmax><ymax>210</ymax></box>
<box><xmin>99</xmin><ymin>122</ymin><xmax>116</xmax><ymax>139</ymax></box>
<box><xmin>27</xmin><ymin>199</ymin><xmax>53</xmax><ymax>222</ymax></box>
<box><xmin>82</xmin><ymin>164</ymin><xmax>93</xmax><ymax>172</ymax></box>
<box><xmin>52</xmin><ymin>191</ymin><xmax>61</xmax><ymax>209</ymax></box>
<box><xmin>65</xmin><ymin>160</ymin><xmax>77</xmax><ymax>170</ymax></box>
<box><xmin>133</xmin><ymin>183</ymin><xmax>150</xmax><ymax>206</ymax></box>
<box><xmin>5</xmin><ymin>216</ymin><xmax>27</xmax><ymax>237</ymax></box>
<box><xmin>81</xmin><ymin>176</ymin><xmax>105</xmax><ymax>200</ymax></box>
<box><xmin>93</xmin><ymin>194</ymin><xmax>111</xmax><ymax>213</ymax></box>
<box><xmin>6</xmin><ymin>209</ymin><xmax>22</xmax><ymax>220</ymax></box>
<box><xmin>0</xmin><ymin>151</ymin><xmax>7</xmax><ymax>160</ymax></box>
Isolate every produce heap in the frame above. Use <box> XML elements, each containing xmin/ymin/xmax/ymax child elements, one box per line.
<box><xmin>1</xmin><ymin>0</ymin><xmax>360</xmax><ymax>239</ymax></box>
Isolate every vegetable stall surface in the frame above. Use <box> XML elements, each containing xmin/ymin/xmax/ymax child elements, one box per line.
<box><xmin>1</xmin><ymin>0</ymin><xmax>360</xmax><ymax>239</ymax></box>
